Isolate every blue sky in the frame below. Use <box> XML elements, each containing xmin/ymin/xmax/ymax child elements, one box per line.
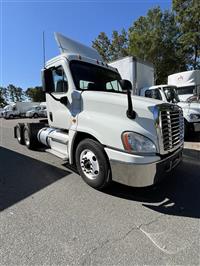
<box><xmin>1</xmin><ymin>0</ymin><xmax>171</xmax><ymax>89</ymax></box>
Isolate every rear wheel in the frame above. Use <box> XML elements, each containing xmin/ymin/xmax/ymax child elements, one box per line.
<box><xmin>15</xmin><ymin>123</ymin><xmax>25</xmax><ymax>145</ymax></box>
<box><xmin>75</xmin><ymin>139</ymin><xmax>111</xmax><ymax>190</ymax></box>
<box><xmin>23</xmin><ymin>123</ymin><xmax>43</xmax><ymax>150</ymax></box>
<box><xmin>9</xmin><ymin>114</ymin><xmax>14</xmax><ymax>119</ymax></box>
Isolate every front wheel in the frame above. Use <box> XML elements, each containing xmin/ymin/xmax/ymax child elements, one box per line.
<box><xmin>75</xmin><ymin>139</ymin><xmax>111</xmax><ymax>190</ymax></box>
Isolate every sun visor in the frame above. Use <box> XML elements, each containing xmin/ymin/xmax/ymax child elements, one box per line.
<box><xmin>54</xmin><ymin>32</ymin><xmax>102</xmax><ymax>61</ymax></box>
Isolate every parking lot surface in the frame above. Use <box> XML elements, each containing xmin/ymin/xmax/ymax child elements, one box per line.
<box><xmin>0</xmin><ymin>118</ymin><xmax>200</xmax><ymax>265</ymax></box>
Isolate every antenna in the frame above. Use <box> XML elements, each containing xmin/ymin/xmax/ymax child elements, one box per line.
<box><xmin>43</xmin><ymin>31</ymin><xmax>46</xmax><ymax>68</ymax></box>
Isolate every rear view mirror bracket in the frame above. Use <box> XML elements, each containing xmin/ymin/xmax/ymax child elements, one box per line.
<box><xmin>120</xmin><ymin>79</ymin><xmax>136</xmax><ymax>119</ymax></box>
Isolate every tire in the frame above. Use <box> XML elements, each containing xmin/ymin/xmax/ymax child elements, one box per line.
<box><xmin>75</xmin><ymin>139</ymin><xmax>111</xmax><ymax>190</ymax></box>
<box><xmin>23</xmin><ymin>123</ymin><xmax>43</xmax><ymax>150</ymax></box>
<box><xmin>9</xmin><ymin>114</ymin><xmax>14</xmax><ymax>119</ymax></box>
<box><xmin>15</xmin><ymin>123</ymin><xmax>25</xmax><ymax>145</ymax></box>
<box><xmin>33</xmin><ymin>113</ymin><xmax>39</xmax><ymax>118</ymax></box>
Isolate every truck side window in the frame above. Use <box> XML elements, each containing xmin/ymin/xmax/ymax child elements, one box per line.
<box><xmin>52</xmin><ymin>66</ymin><xmax>68</xmax><ymax>93</ymax></box>
<box><xmin>145</xmin><ymin>89</ymin><xmax>162</xmax><ymax>100</ymax></box>
<box><xmin>106</xmin><ymin>80</ymin><xmax>122</xmax><ymax>92</ymax></box>
<box><xmin>79</xmin><ymin>80</ymin><xmax>94</xmax><ymax>90</ymax></box>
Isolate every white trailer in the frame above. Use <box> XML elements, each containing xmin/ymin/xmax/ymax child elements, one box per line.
<box><xmin>168</xmin><ymin>70</ymin><xmax>200</xmax><ymax>101</ymax></box>
<box><xmin>4</xmin><ymin>102</ymin><xmax>40</xmax><ymax>119</ymax></box>
<box><xmin>14</xmin><ymin>33</ymin><xmax>183</xmax><ymax>190</ymax></box>
<box><xmin>109</xmin><ymin>56</ymin><xmax>154</xmax><ymax>95</ymax></box>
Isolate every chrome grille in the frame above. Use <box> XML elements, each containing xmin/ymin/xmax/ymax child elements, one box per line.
<box><xmin>160</xmin><ymin>107</ymin><xmax>184</xmax><ymax>152</ymax></box>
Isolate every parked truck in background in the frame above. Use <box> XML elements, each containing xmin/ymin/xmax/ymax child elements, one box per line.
<box><xmin>14</xmin><ymin>33</ymin><xmax>184</xmax><ymax>190</ymax></box>
<box><xmin>109</xmin><ymin>56</ymin><xmax>154</xmax><ymax>95</ymax></box>
<box><xmin>140</xmin><ymin>85</ymin><xmax>200</xmax><ymax>135</ymax></box>
<box><xmin>26</xmin><ymin>102</ymin><xmax>47</xmax><ymax>118</ymax></box>
<box><xmin>168</xmin><ymin>70</ymin><xmax>200</xmax><ymax>102</ymax></box>
<box><xmin>3</xmin><ymin>102</ymin><xmax>40</xmax><ymax>119</ymax></box>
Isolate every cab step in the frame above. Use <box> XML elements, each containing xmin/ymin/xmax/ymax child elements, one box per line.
<box><xmin>46</xmin><ymin>148</ymin><xmax>69</xmax><ymax>161</ymax></box>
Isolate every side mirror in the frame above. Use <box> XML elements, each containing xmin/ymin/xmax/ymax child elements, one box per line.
<box><xmin>119</xmin><ymin>79</ymin><xmax>136</xmax><ymax>119</ymax></box>
<box><xmin>166</xmin><ymin>91</ymin><xmax>172</xmax><ymax>100</ymax></box>
<box><xmin>119</xmin><ymin>79</ymin><xmax>132</xmax><ymax>91</ymax></box>
<box><xmin>41</xmin><ymin>69</ymin><xmax>55</xmax><ymax>93</ymax></box>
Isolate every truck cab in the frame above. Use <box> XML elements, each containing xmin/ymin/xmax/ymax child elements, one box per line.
<box><xmin>14</xmin><ymin>33</ymin><xmax>184</xmax><ymax>190</ymax></box>
<box><xmin>26</xmin><ymin>105</ymin><xmax>47</xmax><ymax>118</ymax></box>
<box><xmin>168</xmin><ymin>70</ymin><xmax>200</xmax><ymax>102</ymax></box>
<box><xmin>140</xmin><ymin>85</ymin><xmax>200</xmax><ymax>134</ymax></box>
<box><xmin>3</xmin><ymin>104</ymin><xmax>19</xmax><ymax>119</ymax></box>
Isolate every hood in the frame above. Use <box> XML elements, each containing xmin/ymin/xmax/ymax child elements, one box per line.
<box><xmin>54</xmin><ymin>32</ymin><xmax>102</xmax><ymax>61</ymax></box>
<box><xmin>79</xmin><ymin>91</ymin><xmax>162</xmax><ymax>150</ymax></box>
<box><xmin>178</xmin><ymin>101</ymin><xmax>200</xmax><ymax>113</ymax></box>
<box><xmin>82</xmin><ymin>91</ymin><xmax>162</xmax><ymax>115</ymax></box>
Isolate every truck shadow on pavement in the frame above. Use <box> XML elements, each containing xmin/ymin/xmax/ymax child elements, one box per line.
<box><xmin>0</xmin><ymin>147</ymin><xmax>70</xmax><ymax>211</ymax></box>
<box><xmin>104</xmin><ymin>148</ymin><xmax>200</xmax><ymax>219</ymax></box>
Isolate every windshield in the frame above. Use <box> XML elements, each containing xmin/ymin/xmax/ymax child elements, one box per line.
<box><xmin>176</xmin><ymin>85</ymin><xmax>195</xmax><ymax>95</ymax></box>
<box><xmin>70</xmin><ymin>60</ymin><xmax>123</xmax><ymax>93</ymax></box>
<box><xmin>163</xmin><ymin>86</ymin><xmax>180</xmax><ymax>103</ymax></box>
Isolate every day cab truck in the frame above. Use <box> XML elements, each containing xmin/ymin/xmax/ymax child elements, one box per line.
<box><xmin>168</xmin><ymin>70</ymin><xmax>200</xmax><ymax>102</ymax></box>
<box><xmin>140</xmin><ymin>85</ymin><xmax>200</xmax><ymax>135</ymax></box>
<box><xmin>26</xmin><ymin>102</ymin><xmax>47</xmax><ymax>118</ymax></box>
<box><xmin>14</xmin><ymin>33</ymin><xmax>184</xmax><ymax>190</ymax></box>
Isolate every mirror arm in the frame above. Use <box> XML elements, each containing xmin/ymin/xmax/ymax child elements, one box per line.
<box><xmin>48</xmin><ymin>92</ymin><xmax>60</xmax><ymax>102</ymax></box>
<box><xmin>126</xmin><ymin>89</ymin><xmax>136</xmax><ymax>119</ymax></box>
<box><xmin>48</xmin><ymin>92</ymin><xmax>68</xmax><ymax>105</ymax></box>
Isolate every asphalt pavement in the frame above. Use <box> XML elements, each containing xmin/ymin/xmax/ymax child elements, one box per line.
<box><xmin>0</xmin><ymin>118</ymin><xmax>200</xmax><ymax>265</ymax></box>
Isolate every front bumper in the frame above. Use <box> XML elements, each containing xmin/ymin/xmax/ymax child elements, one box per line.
<box><xmin>107</xmin><ymin>147</ymin><xmax>183</xmax><ymax>187</ymax></box>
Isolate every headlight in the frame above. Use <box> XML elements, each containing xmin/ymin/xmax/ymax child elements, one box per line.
<box><xmin>189</xmin><ymin>113</ymin><xmax>200</xmax><ymax>120</ymax></box>
<box><xmin>122</xmin><ymin>132</ymin><xmax>157</xmax><ymax>154</ymax></box>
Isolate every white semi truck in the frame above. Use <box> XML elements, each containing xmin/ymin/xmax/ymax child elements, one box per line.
<box><xmin>140</xmin><ymin>85</ymin><xmax>200</xmax><ymax>135</ymax></box>
<box><xmin>109</xmin><ymin>56</ymin><xmax>154</xmax><ymax>95</ymax></box>
<box><xmin>3</xmin><ymin>102</ymin><xmax>40</xmax><ymax>119</ymax></box>
<box><xmin>14</xmin><ymin>33</ymin><xmax>184</xmax><ymax>189</ymax></box>
<box><xmin>168</xmin><ymin>70</ymin><xmax>200</xmax><ymax>102</ymax></box>
<box><xmin>26</xmin><ymin>102</ymin><xmax>47</xmax><ymax>118</ymax></box>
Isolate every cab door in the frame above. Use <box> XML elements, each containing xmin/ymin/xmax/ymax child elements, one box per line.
<box><xmin>46</xmin><ymin>59</ymin><xmax>72</xmax><ymax>129</ymax></box>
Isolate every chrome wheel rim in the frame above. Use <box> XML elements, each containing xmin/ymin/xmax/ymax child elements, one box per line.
<box><xmin>24</xmin><ymin>130</ymin><xmax>30</xmax><ymax>146</ymax></box>
<box><xmin>16</xmin><ymin>127</ymin><xmax>21</xmax><ymax>142</ymax></box>
<box><xmin>80</xmin><ymin>149</ymin><xmax>99</xmax><ymax>180</ymax></box>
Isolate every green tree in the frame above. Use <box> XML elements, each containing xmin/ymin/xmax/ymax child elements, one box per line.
<box><xmin>129</xmin><ymin>7</ymin><xmax>186</xmax><ymax>84</ymax></box>
<box><xmin>173</xmin><ymin>0</ymin><xmax>200</xmax><ymax>69</ymax></box>
<box><xmin>7</xmin><ymin>84</ymin><xmax>24</xmax><ymax>102</ymax></box>
<box><xmin>0</xmin><ymin>87</ymin><xmax>7</xmax><ymax>107</ymax></box>
<box><xmin>110</xmin><ymin>29</ymin><xmax>128</xmax><ymax>61</ymax></box>
<box><xmin>92</xmin><ymin>32</ymin><xmax>112</xmax><ymax>61</ymax></box>
<box><xmin>92</xmin><ymin>29</ymin><xmax>128</xmax><ymax>62</ymax></box>
<box><xmin>26</xmin><ymin>86</ymin><xmax>45</xmax><ymax>102</ymax></box>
